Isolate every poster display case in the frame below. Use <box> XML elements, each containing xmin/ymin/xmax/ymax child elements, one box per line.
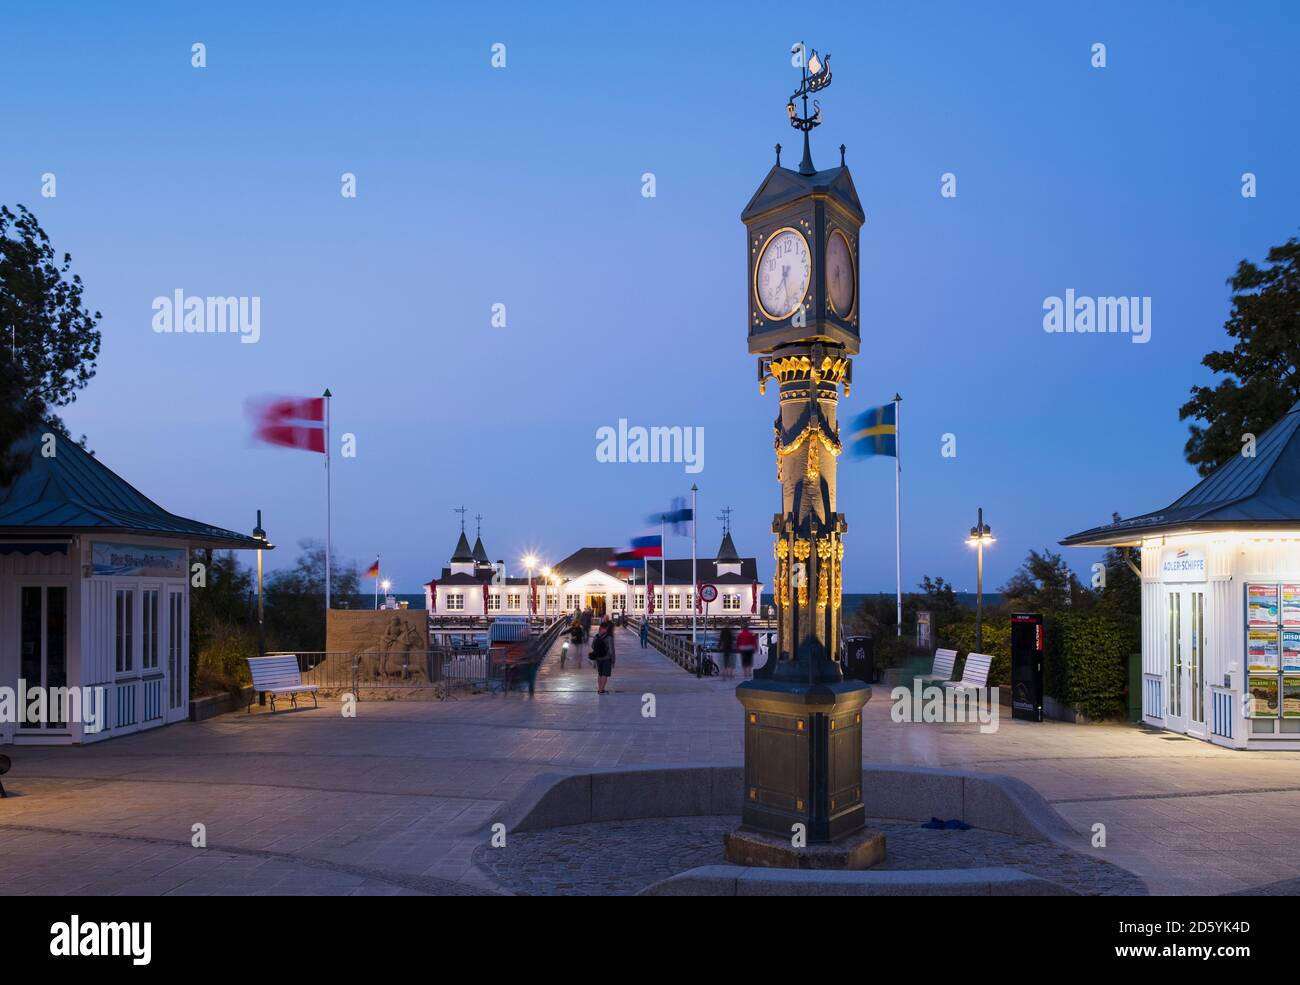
<box><xmin>1246</xmin><ymin>583</ymin><xmax>1300</xmax><ymax>720</ymax></box>
<box><xmin>1249</xmin><ymin>675</ymin><xmax>1280</xmax><ymax>717</ymax></box>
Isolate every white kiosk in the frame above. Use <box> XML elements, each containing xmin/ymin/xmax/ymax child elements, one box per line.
<box><xmin>1063</xmin><ymin>400</ymin><xmax>1300</xmax><ymax>750</ymax></box>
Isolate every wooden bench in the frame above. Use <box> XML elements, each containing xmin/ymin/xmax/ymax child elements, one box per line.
<box><xmin>946</xmin><ymin>651</ymin><xmax>994</xmax><ymax>691</ymax></box>
<box><xmin>245</xmin><ymin>655</ymin><xmax>320</xmax><ymax>712</ymax></box>
<box><xmin>921</xmin><ymin>648</ymin><xmax>958</xmax><ymax>685</ymax></box>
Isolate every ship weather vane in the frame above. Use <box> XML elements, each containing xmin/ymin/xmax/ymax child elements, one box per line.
<box><xmin>787</xmin><ymin>43</ymin><xmax>832</xmax><ymax>175</ymax></box>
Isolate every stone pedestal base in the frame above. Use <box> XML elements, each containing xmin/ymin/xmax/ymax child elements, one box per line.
<box><xmin>723</xmin><ymin>826</ymin><xmax>886</xmax><ymax>870</ymax></box>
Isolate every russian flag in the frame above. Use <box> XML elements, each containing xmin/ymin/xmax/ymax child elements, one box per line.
<box><xmin>607</xmin><ymin>530</ymin><xmax>663</xmax><ymax>568</ymax></box>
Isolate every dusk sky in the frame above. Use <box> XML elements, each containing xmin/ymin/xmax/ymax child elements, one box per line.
<box><xmin>4</xmin><ymin>1</ymin><xmax>1298</xmax><ymax>594</ymax></box>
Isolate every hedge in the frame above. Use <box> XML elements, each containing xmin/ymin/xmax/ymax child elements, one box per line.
<box><xmin>939</xmin><ymin>609</ymin><xmax>1137</xmax><ymax>720</ymax></box>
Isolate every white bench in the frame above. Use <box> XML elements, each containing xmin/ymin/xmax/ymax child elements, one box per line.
<box><xmin>946</xmin><ymin>652</ymin><xmax>994</xmax><ymax>691</ymax></box>
<box><xmin>246</xmin><ymin>655</ymin><xmax>319</xmax><ymax>712</ymax></box>
<box><xmin>921</xmin><ymin>648</ymin><xmax>958</xmax><ymax>685</ymax></box>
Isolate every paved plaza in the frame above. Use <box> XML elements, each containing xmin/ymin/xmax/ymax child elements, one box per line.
<box><xmin>2</xmin><ymin>627</ymin><xmax>1298</xmax><ymax>896</ymax></box>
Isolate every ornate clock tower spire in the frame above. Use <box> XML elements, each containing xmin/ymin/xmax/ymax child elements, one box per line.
<box><xmin>727</xmin><ymin>47</ymin><xmax>880</xmax><ymax>864</ymax></box>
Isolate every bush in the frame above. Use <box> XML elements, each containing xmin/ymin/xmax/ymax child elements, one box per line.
<box><xmin>1055</xmin><ymin>611</ymin><xmax>1136</xmax><ymax>719</ymax></box>
<box><xmin>940</xmin><ymin>612</ymin><xmax>1012</xmax><ymax>687</ymax></box>
<box><xmin>193</xmin><ymin>621</ymin><xmax>255</xmax><ymax>698</ymax></box>
<box><xmin>939</xmin><ymin>609</ymin><xmax>1135</xmax><ymax>718</ymax></box>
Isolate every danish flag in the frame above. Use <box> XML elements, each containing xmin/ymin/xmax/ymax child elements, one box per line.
<box><xmin>248</xmin><ymin>396</ymin><xmax>326</xmax><ymax>453</ymax></box>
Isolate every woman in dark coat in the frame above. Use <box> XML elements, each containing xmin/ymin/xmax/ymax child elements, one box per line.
<box><xmin>592</xmin><ymin>622</ymin><xmax>614</xmax><ymax>694</ymax></box>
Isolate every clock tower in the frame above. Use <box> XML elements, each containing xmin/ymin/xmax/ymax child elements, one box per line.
<box><xmin>727</xmin><ymin>47</ymin><xmax>880</xmax><ymax>864</ymax></box>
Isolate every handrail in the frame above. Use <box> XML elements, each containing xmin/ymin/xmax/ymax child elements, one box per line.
<box><xmin>639</xmin><ymin>618</ymin><xmax>709</xmax><ymax>675</ymax></box>
<box><xmin>527</xmin><ymin>614</ymin><xmax>569</xmax><ymax>661</ymax></box>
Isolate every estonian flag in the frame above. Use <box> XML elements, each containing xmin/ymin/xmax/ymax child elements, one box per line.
<box><xmin>647</xmin><ymin>495</ymin><xmax>694</xmax><ymax>536</ymax></box>
<box><xmin>848</xmin><ymin>402</ymin><xmax>898</xmax><ymax>459</ymax></box>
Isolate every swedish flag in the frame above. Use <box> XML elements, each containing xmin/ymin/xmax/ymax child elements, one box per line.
<box><xmin>848</xmin><ymin>402</ymin><xmax>897</xmax><ymax>458</ymax></box>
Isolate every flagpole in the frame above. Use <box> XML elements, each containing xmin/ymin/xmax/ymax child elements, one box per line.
<box><xmin>374</xmin><ymin>556</ymin><xmax>380</xmax><ymax>610</ymax></box>
<box><xmin>661</xmin><ymin>516</ymin><xmax>667</xmax><ymax>640</ymax></box>
<box><xmin>324</xmin><ymin>388</ymin><xmax>332</xmax><ymax>616</ymax></box>
<box><xmin>894</xmin><ymin>393</ymin><xmax>902</xmax><ymax>637</ymax></box>
<box><xmin>691</xmin><ymin>484</ymin><xmax>698</xmax><ymax>655</ymax></box>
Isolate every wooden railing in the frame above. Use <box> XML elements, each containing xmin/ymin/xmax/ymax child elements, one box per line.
<box><xmin>639</xmin><ymin>618</ymin><xmax>712</xmax><ymax>675</ymax></box>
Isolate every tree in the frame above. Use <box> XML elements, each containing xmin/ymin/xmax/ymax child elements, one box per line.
<box><xmin>1096</xmin><ymin>516</ymin><xmax>1142</xmax><ymax>618</ymax></box>
<box><xmin>189</xmin><ymin>550</ymin><xmax>255</xmax><ymax>697</ymax></box>
<box><xmin>917</xmin><ymin>575</ymin><xmax>960</xmax><ymax>618</ymax></box>
<box><xmin>264</xmin><ymin>540</ymin><xmax>359</xmax><ymax>651</ymax></box>
<box><xmin>1180</xmin><ymin>237</ymin><xmax>1300</xmax><ymax>476</ymax></box>
<box><xmin>1000</xmin><ymin>548</ymin><xmax>1093</xmax><ymax>612</ymax></box>
<box><xmin>0</xmin><ymin>204</ymin><xmax>102</xmax><ymax>483</ymax></box>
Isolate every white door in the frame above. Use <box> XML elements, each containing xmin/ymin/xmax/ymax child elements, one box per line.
<box><xmin>1165</xmin><ymin>587</ymin><xmax>1207</xmax><ymax>736</ymax></box>
<box><xmin>1165</xmin><ymin>590</ymin><xmax>1186</xmax><ymax>732</ymax></box>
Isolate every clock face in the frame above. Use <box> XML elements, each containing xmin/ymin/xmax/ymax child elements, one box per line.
<box><xmin>755</xmin><ymin>227</ymin><xmax>811</xmax><ymax>320</ymax></box>
<box><xmin>826</xmin><ymin>229</ymin><xmax>855</xmax><ymax>316</ymax></box>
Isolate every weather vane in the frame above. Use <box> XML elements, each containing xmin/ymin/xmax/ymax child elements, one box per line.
<box><xmin>787</xmin><ymin>43</ymin><xmax>832</xmax><ymax>174</ymax></box>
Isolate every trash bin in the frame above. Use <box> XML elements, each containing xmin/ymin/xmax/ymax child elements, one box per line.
<box><xmin>842</xmin><ymin>635</ymin><xmax>876</xmax><ymax>683</ymax></box>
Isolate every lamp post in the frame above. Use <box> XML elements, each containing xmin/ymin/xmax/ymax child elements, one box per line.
<box><xmin>965</xmin><ymin>507</ymin><xmax>995</xmax><ymax>652</ymax></box>
<box><xmin>380</xmin><ymin>579</ymin><xmax>391</xmax><ymax>610</ymax></box>
<box><xmin>252</xmin><ymin>510</ymin><xmax>272</xmax><ymax>656</ymax></box>
<box><xmin>523</xmin><ymin>554</ymin><xmax>537</xmax><ymax>621</ymax></box>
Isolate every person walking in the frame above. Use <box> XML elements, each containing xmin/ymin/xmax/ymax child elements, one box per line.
<box><xmin>569</xmin><ymin>618</ymin><xmax>585</xmax><ymax>667</ymax></box>
<box><xmin>718</xmin><ymin>626</ymin><xmax>736</xmax><ymax>680</ymax></box>
<box><xmin>737</xmin><ymin>622</ymin><xmax>758</xmax><ymax>680</ymax></box>
<box><xmin>580</xmin><ymin>605</ymin><xmax>593</xmax><ymax>639</ymax></box>
<box><xmin>602</xmin><ymin>617</ymin><xmax>617</xmax><ymax>663</ymax></box>
<box><xmin>639</xmin><ymin>617</ymin><xmax>649</xmax><ymax>649</ymax></box>
<box><xmin>591</xmin><ymin>621</ymin><xmax>614</xmax><ymax>694</ymax></box>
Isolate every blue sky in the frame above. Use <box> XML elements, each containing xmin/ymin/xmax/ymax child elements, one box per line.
<box><xmin>3</xmin><ymin>1</ymin><xmax>1297</xmax><ymax>593</ymax></box>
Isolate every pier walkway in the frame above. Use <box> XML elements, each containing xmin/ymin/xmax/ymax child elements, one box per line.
<box><xmin>3</xmin><ymin>626</ymin><xmax>1300</xmax><ymax>895</ymax></box>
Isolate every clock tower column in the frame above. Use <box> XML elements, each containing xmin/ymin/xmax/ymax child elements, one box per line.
<box><xmin>726</xmin><ymin>48</ymin><xmax>883</xmax><ymax>864</ymax></box>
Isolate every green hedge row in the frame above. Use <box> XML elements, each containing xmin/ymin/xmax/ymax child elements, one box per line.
<box><xmin>939</xmin><ymin>610</ymin><xmax>1136</xmax><ymax>720</ymax></box>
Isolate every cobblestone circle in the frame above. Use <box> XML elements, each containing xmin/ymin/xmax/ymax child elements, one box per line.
<box><xmin>473</xmin><ymin>815</ymin><xmax>1148</xmax><ymax>896</ymax></box>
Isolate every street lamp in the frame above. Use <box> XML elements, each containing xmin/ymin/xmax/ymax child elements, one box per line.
<box><xmin>523</xmin><ymin>554</ymin><xmax>537</xmax><ymax>618</ymax></box>
<box><xmin>380</xmin><ymin>579</ymin><xmax>392</xmax><ymax>609</ymax></box>
<box><xmin>965</xmin><ymin>507</ymin><xmax>995</xmax><ymax>652</ymax></box>
<box><xmin>252</xmin><ymin>510</ymin><xmax>273</xmax><ymax>655</ymax></box>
